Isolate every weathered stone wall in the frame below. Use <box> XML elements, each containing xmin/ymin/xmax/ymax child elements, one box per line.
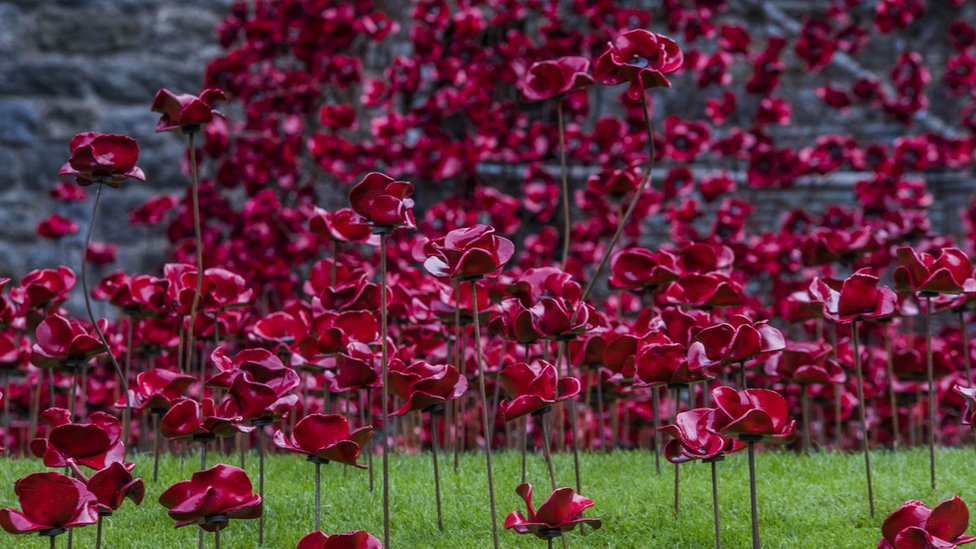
<box><xmin>0</xmin><ymin>0</ymin><xmax>231</xmax><ymax>281</ymax></box>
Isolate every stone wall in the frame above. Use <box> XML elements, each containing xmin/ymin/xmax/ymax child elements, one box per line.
<box><xmin>0</xmin><ymin>0</ymin><xmax>232</xmax><ymax>281</ymax></box>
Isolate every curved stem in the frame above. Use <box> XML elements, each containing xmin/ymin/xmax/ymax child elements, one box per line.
<box><xmin>184</xmin><ymin>131</ymin><xmax>204</xmax><ymax>397</ymax></box>
<box><xmin>711</xmin><ymin>460</ymin><xmax>721</xmax><ymax>549</ymax></box>
<box><xmin>470</xmin><ymin>280</ymin><xmax>500</xmax><ymax>549</ymax></box>
<box><xmin>315</xmin><ymin>461</ymin><xmax>321</xmax><ymax>532</ymax></box>
<box><xmin>575</xmin><ymin>91</ymin><xmax>655</xmax><ymax>309</ymax></box>
<box><xmin>562</xmin><ymin>342</ymin><xmax>582</xmax><ymax>495</ymax></box>
<box><xmin>925</xmin><ymin>295</ymin><xmax>937</xmax><ymax>490</ymax></box>
<box><xmin>747</xmin><ymin>441</ymin><xmax>760</xmax><ymax>549</ymax></box>
<box><xmin>430</xmin><ymin>411</ymin><xmax>443</xmax><ymax>531</ymax></box>
<box><xmin>557</xmin><ymin>99</ymin><xmax>571</xmax><ymax>270</ymax></box>
<box><xmin>852</xmin><ymin>320</ymin><xmax>875</xmax><ymax>517</ymax></box>
<box><xmin>82</xmin><ymin>182</ymin><xmax>131</xmax><ymax>448</ymax></box>
<box><xmin>379</xmin><ymin>233</ymin><xmax>391</xmax><ymax>548</ymax></box>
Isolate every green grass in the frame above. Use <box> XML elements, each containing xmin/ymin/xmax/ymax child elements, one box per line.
<box><xmin>0</xmin><ymin>447</ymin><xmax>973</xmax><ymax>547</ymax></box>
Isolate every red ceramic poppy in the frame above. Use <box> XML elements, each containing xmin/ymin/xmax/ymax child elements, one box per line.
<box><xmin>203</xmin><ymin>268</ymin><xmax>254</xmax><ymax>313</ymax></box>
<box><xmin>489</xmin><ymin>298</ymin><xmax>546</xmax><ymax>344</ymax></box>
<box><xmin>208</xmin><ymin>347</ymin><xmax>300</xmax><ymax>395</ymax></box>
<box><xmin>309</xmin><ymin>207</ymin><xmax>375</xmax><ymax>243</ymax></box>
<box><xmin>30</xmin><ymin>409</ymin><xmax>125</xmax><ymax>469</ymax></box>
<box><xmin>660</xmin><ymin>408</ymin><xmax>744</xmax><ymax>464</ymax></box>
<box><xmin>663</xmin><ymin>273</ymin><xmax>743</xmax><ymax>309</ymax></box>
<box><xmin>297</xmin><ymin>530</ymin><xmax>383</xmax><ymax>549</ymax></box>
<box><xmin>221</xmin><ymin>374</ymin><xmax>299</xmax><ymax>423</ymax></box>
<box><xmin>160</xmin><ymin>398</ymin><xmax>250</xmax><ymax>441</ymax></box>
<box><xmin>498</xmin><ymin>360</ymin><xmax>580</xmax><ymax>421</ymax></box>
<box><xmin>37</xmin><ymin>213</ymin><xmax>79</xmax><ymax>239</ymax></box>
<box><xmin>58</xmin><ymin>132</ymin><xmax>146</xmax><ymax>188</ymax></box>
<box><xmin>151</xmin><ymin>88</ymin><xmax>227</xmax><ymax>133</ymax></box>
<box><xmin>687</xmin><ymin>316</ymin><xmax>785</xmax><ymax>371</ymax></box>
<box><xmin>388</xmin><ymin>361</ymin><xmax>467</xmax><ymax>416</ymax></box>
<box><xmin>954</xmin><ymin>385</ymin><xmax>976</xmax><ymax>426</ymax></box>
<box><xmin>764</xmin><ymin>341</ymin><xmax>844</xmax><ymax>386</ymax></box>
<box><xmin>634</xmin><ymin>332</ymin><xmax>713</xmax><ymax>387</ymax></box>
<box><xmin>521</xmin><ymin>56</ymin><xmax>594</xmax><ymax>102</ymax></box>
<box><xmin>0</xmin><ymin>471</ymin><xmax>99</xmax><ymax>534</ymax></box>
<box><xmin>84</xmin><ymin>462</ymin><xmax>145</xmax><ymax>514</ymax></box>
<box><xmin>422</xmin><ymin>224</ymin><xmax>514</xmax><ymax>280</ymax></box>
<box><xmin>31</xmin><ymin>314</ymin><xmax>106</xmax><ymax>369</ymax></box>
<box><xmin>322</xmin><ymin>342</ymin><xmax>381</xmax><ymax>393</ymax></box>
<box><xmin>609</xmin><ymin>247</ymin><xmax>680</xmax><ymax>291</ymax></box>
<box><xmin>504</xmin><ymin>483</ymin><xmax>602</xmax><ymax>538</ymax></box>
<box><xmin>158</xmin><ymin>464</ymin><xmax>262</xmax><ymax>531</ymax></box>
<box><xmin>348</xmin><ymin>172</ymin><xmax>416</xmax><ymax>229</ymax></box>
<box><xmin>117</xmin><ymin>368</ymin><xmax>196</xmax><ymax>412</ymax></box>
<box><xmin>593</xmin><ymin>29</ymin><xmax>683</xmax><ymax>99</ymax></box>
<box><xmin>17</xmin><ymin>267</ymin><xmax>76</xmax><ymax>311</ymax></box>
<box><xmin>894</xmin><ymin>246</ymin><xmax>976</xmax><ymax>294</ymax></box>
<box><xmin>879</xmin><ymin>496</ymin><xmax>976</xmax><ymax>549</ymax></box>
<box><xmin>809</xmin><ymin>269</ymin><xmax>898</xmax><ymax>324</ymax></box>
<box><xmin>706</xmin><ymin>386</ymin><xmax>796</xmax><ymax>443</ymax></box>
<box><xmin>272</xmin><ymin>414</ymin><xmax>373</xmax><ymax>467</ymax></box>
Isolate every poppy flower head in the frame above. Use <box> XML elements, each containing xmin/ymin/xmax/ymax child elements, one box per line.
<box><xmin>504</xmin><ymin>482</ymin><xmax>602</xmax><ymax>538</ymax></box>
<box><xmin>151</xmin><ymin>88</ymin><xmax>227</xmax><ymax>133</ymax></box>
<box><xmin>879</xmin><ymin>496</ymin><xmax>976</xmax><ymax>549</ymax></box>
<box><xmin>0</xmin><ymin>471</ymin><xmax>99</xmax><ymax>534</ymax></box>
<box><xmin>349</xmin><ymin>172</ymin><xmax>416</xmax><ymax>230</ymax></box>
<box><xmin>158</xmin><ymin>464</ymin><xmax>262</xmax><ymax>531</ymax></box>
<box><xmin>59</xmin><ymin>132</ymin><xmax>146</xmax><ymax>188</ymax></box>
<box><xmin>422</xmin><ymin>224</ymin><xmax>515</xmax><ymax>280</ymax></box>
<box><xmin>521</xmin><ymin>56</ymin><xmax>594</xmax><ymax>102</ymax></box>
<box><xmin>593</xmin><ymin>29</ymin><xmax>683</xmax><ymax>99</ymax></box>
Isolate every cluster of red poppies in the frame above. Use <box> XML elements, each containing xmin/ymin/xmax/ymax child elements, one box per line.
<box><xmin>6</xmin><ymin>0</ymin><xmax>976</xmax><ymax>548</ymax></box>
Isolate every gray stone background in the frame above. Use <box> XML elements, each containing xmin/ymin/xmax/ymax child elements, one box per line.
<box><xmin>0</xmin><ymin>0</ymin><xmax>974</xmax><ymax>287</ymax></box>
<box><xmin>0</xmin><ymin>0</ymin><xmax>232</xmax><ymax>281</ymax></box>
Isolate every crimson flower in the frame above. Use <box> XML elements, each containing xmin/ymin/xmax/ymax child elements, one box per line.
<box><xmin>764</xmin><ymin>341</ymin><xmax>843</xmax><ymax>385</ymax></box>
<box><xmin>297</xmin><ymin>530</ymin><xmax>383</xmax><ymax>549</ymax></box>
<box><xmin>634</xmin><ymin>332</ymin><xmax>713</xmax><ymax>387</ymax></box>
<box><xmin>663</xmin><ymin>273</ymin><xmax>743</xmax><ymax>309</ymax></box>
<box><xmin>84</xmin><ymin>462</ymin><xmax>145</xmax><ymax>514</ymax></box>
<box><xmin>0</xmin><ymin>472</ymin><xmax>98</xmax><ymax>535</ymax></box>
<box><xmin>159</xmin><ymin>464</ymin><xmax>262</xmax><ymax>531</ymax></box>
<box><xmin>37</xmin><ymin>214</ymin><xmax>78</xmax><ymax>239</ymax></box>
<box><xmin>489</xmin><ymin>298</ymin><xmax>545</xmax><ymax>344</ymax></box>
<box><xmin>422</xmin><ymin>224</ymin><xmax>514</xmax><ymax>280</ymax></box>
<box><xmin>30</xmin><ymin>409</ymin><xmax>125</xmax><ymax>469</ymax></box>
<box><xmin>687</xmin><ymin>316</ymin><xmax>785</xmax><ymax>371</ymax></box>
<box><xmin>349</xmin><ymin>172</ymin><xmax>415</xmax><ymax>230</ymax></box>
<box><xmin>151</xmin><ymin>88</ymin><xmax>227</xmax><ymax>133</ymax></box>
<box><xmin>273</xmin><ymin>414</ymin><xmax>372</xmax><ymax>467</ymax></box>
<box><xmin>160</xmin><ymin>398</ymin><xmax>250</xmax><ymax>441</ymax></box>
<box><xmin>594</xmin><ymin>29</ymin><xmax>683</xmax><ymax>99</ymax></box>
<box><xmin>521</xmin><ymin>56</ymin><xmax>593</xmax><ymax>102</ymax></box>
<box><xmin>31</xmin><ymin>314</ymin><xmax>106</xmax><ymax>369</ymax></box>
<box><xmin>309</xmin><ymin>207</ymin><xmax>374</xmax><ymax>243</ymax></box>
<box><xmin>504</xmin><ymin>483</ymin><xmax>602</xmax><ymax>538</ymax></box>
<box><xmin>706</xmin><ymin>386</ymin><xmax>796</xmax><ymax>443</ymax></box>
<box><xmin>879</xmin><ymin>496</ymin><xmax>975</xmax><ymax>549</ymax></box>
<box><xmin>894</xmin><ymin>247</ymin><xmax>976</xmax><ymax>294</ymax></box>
<box><xmin>388</xmin><ymin>361</ymin><xmax>467</xmax><ymax>416</ymax></box>
<box><xmin>660</xmin><ymin>408</ymin><xmax>744</xmax><ymax>463</ymax></box>
<box><xmin>954</xmin><ymin>385</ymin><xmax>976</xmax><ymax>426</ymax></box>
<box><xmin>17</xmin><ymin>267</ymin><xmax>75</xmax><ymax>311</ymax></box>
<box><xmin>608</xmin><ymin>247</ymin><xmax>679</xmax><ymax>291</ymax></box>
<box><xmin>58</xmin><ymin>132</ymin><xmax>145</xmax><ymax>188</ymax></box>
<box><xmin>498</xmin><ymin>360</ymin><xmax>580</xmax><ymax>421</ymax></box>
<box><xmin>808</xmin><ymin>269</ymin><xmax>897</xmax><ymax>324</ymax></box>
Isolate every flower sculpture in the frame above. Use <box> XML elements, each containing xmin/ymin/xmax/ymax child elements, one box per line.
<box><xmin>273</xmin><ymin>414</ymin><xmax>373</xmax><ymax>531</ymax></box>
<box><xmin>498</xmin><ymin>360</ymin><xmax>581</xmax><ymax>422</ymax></box>
<box><xmin>58</xmin><ymin>132</ymin><xmax>146</xmax><ymax>188</ymax></box>
<box><xmin>879</xmin><ymin>496</ymin><xmax>975</xmax><ymax>549</ymax></box>
<box><xmin>160</xmin><ymin>398</ymin><xmax>249</xmax><ymax>444</ymax></box>
<box><xmin>80</xmin><ymin>461</ymin><xmax>145</xmax><ymax>546</ymax></box>
<box><xmin>159</xmin><ymin>464</ymin><xmax>262</xmax><ymax>543</ymax></box>
<box><xmin>349</xmin><ymin>172</ymin><xmax>416</xmax><ymax>230</ymax></box>
<box><xmin>504</xmin><ymin>483</ymin><xmax>602</xmax><ymax>539</ymax></box>
<box><xmin>521</xmin><ymin>57</ymin><xmax>593</xmax><ymax>102</ymax></box>
<box><xmin>660</xmin><ymin>407</ymin><xmax>743</xmax><ymax>548</ymax></box>
<box><xmin>30</xmin><ymin>408</ymin><xmax>125</xmax><ymax>470</ymax></box>
<box><xmin>0</xmin><ymin>471</ymin><xmax>98</xmax><ymax>540</ymax></box>
<box><xmin>151</xmin><ymin>89</ymin><xmax>227</xmax><ymax>133</ymax></box>
<box><xmin>388</xmin><ymin>361</ymin><xmax>467</xmax><ymax>417</ymax></box>
<box><xmin>593</xmin><ymin>29</ymin><xmax>684</xmax><ymax>98</ymax></box>
<box><xmin>687</xmin><ymin>315</ymin><xmax>785</xmax><ymax>386</ymax></box>
<box><xmin>422</xmin><ymin>224</ymin><xmax>515</xmax><ymax>280</ymax></box>
<box><xmin>707</xmin><ymin>386</ymin><xmax>794</xmax><ymax>549</ymax></box>
<box><xmin>608</xmin><ymin>247</ymin><xmax>680</xmax><ymax>292</ymax></box>
<box><xmin>297</xmin><ymin>530</ymin><xmax>383</xmax><ymax>549</ymax></box>
<box><xmin>31</xmin><ymin>314</ymin><xmax>105</xmax><ymax>370</ymax></box>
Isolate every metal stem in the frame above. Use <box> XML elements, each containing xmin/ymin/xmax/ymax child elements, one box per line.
<box><xmin>925</xmin><ymin>295</ymin><xmax>937</xmax><ymax>489</ymax></box>
<box><xmin>747</xmin><ymin>441</ymin><xmax>760</xmax><ymax>549</ymax></box>
<box><xmin>379</xmin><ymin>233</ymin><xmax>391</xmax><ymax>548</ymax></box>
<box><xmin>711</xmin><ymin>460</ymin><xmax>721</xmax><ymax>549</ymax></box>
<box><xmin>430</xmin><ymin>411</ymin><xmax>443</xmax><ymax>531</ymax></box>
<box><xmin>315</xmin><ymin>461</ymin><xmax>321</xmax><ymax>532</ymax></box>
<box><xmin>470</xmin><ymin>280</ymin><xmax>500</xmax><ymax>549</ymax></box>
<box><xmin>852</xmin><ymin>320</ymin><xmax>875</xmax><ymax>516</ymax></box>
<box><xmin>557</xmin><ymin>99</ymin><xmax>571</xmax><ymax>269</ymax></box>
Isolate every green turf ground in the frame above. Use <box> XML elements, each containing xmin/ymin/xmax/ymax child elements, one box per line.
<box><xmin>0</xmin><ymin>447</ymin><xmax>971</xmax><ymax>547</ymax></box>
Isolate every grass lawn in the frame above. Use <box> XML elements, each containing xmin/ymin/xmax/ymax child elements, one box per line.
<box><xmin>0</xmin><ymin>446</ymin><xmax>972</xmax><ymax>547</ymax></box>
